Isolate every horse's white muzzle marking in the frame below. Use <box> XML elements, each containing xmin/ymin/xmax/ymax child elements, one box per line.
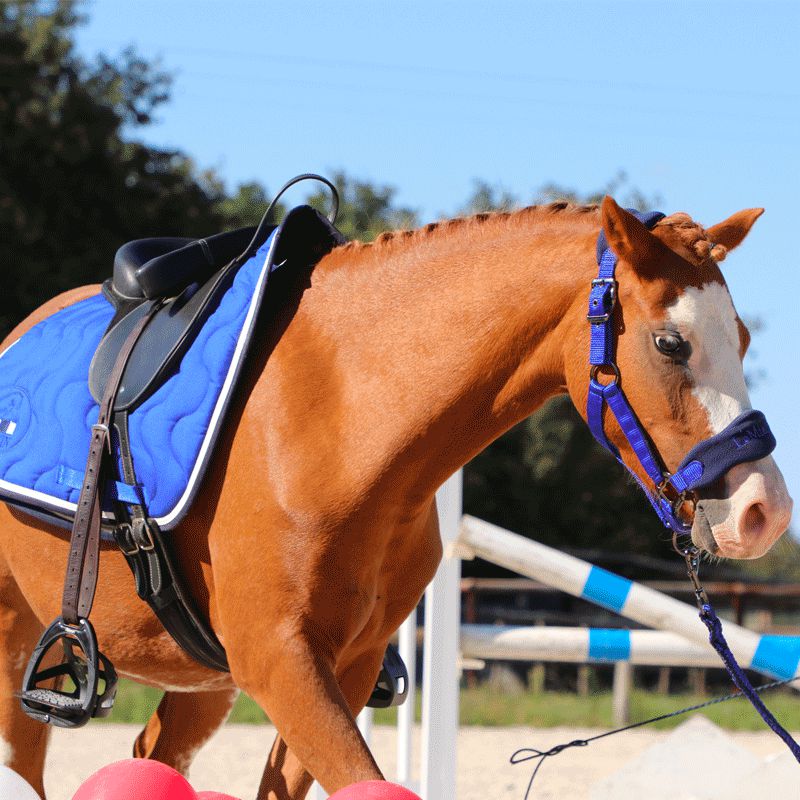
<box><xmin>712</xmin><ymin>455</ymin><xmax>793</xmax><ymax>559</ymax></box>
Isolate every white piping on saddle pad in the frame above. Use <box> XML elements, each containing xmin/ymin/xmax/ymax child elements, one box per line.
<box><xmin>155</xmin><ymin>231</ymin><xmax>279</xmax><ymax>528</ymax></box>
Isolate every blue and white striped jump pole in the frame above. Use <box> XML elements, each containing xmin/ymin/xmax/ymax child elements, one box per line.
<box><xmin>461</xmin><ymin>624</ymin><xmax>770</xmax><ymax>667</ymax></box>
<box><xmin>455</xmin><ymin>516</ymin><xmax>800</xmax><ymax>682</ymax></box>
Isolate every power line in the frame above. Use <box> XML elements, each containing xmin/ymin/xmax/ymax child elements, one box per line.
<box><xmin>75</xmin><ymin>35</ymin><xmax>800</xmax><ymax>105</ymax></box>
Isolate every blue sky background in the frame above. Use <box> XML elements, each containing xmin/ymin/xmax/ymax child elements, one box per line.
<box><xmin>75</xmin><ymin>1</ymin><xmax>800</xmax><ymax>529</ymax></box>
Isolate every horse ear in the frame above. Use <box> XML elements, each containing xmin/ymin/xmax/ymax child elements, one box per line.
<box><xmin>705</xmin><ymin>208</ymin><xmax>764</xmax><ymax>251</ymax></box>
<box><xmin>600</xmin><ymin>196</ymin><xmax>663</xmax><ymax>267</ymax></box>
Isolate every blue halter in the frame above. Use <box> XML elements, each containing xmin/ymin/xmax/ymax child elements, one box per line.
<box><xmin>586</xmin><ymin>212</ymin><xmax>800</xmax><ymax>764</ymax></box>
<box><xmin>586</xmin><ymin>210</ymin><xmax>776</xmax><ymax>533</ymax></box>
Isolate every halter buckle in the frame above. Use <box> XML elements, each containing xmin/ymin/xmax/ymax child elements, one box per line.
<box><xmin>587</xmin><ymin>278</ymin><xmax>617</xmax><ymax>322</ymax></box>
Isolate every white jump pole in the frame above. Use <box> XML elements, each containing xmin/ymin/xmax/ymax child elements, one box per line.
<box><xmin>456</xmin><ymin>516</ymin><xmax>800</xmax><ymax>683</ymax></box>
<box><xmin>420</xmin><ymin>471</ymin><xmax>463</xmax><ymax>800</ymax></box>
<box><xmin>396</xmin><ymin>609</ymin><xmax>418</xmax><ymax>788</ymax></box>
<box><xmin>462</xmin><ymin>624</ymin><xmax>732</xmax><ymax>668</ymax></box>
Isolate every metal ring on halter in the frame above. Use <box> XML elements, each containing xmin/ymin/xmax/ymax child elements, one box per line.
<box><xmin>589</xmin><ymin>363</ymin><xmax>620</xmax><ymax>384</ymax></box>
<box><xmin>657</xmin><ymin>477</ymin><xmax>696</xmax><ymax>526</ymax></box>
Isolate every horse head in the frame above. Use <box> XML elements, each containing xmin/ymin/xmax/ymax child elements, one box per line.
<box><xmin>567</xmin><ymin>197</ymin><xmax>792</xmax><ymax>559</ymax></box>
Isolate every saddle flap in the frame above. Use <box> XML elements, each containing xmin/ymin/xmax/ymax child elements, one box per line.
<box><xmin>89</xmin><ymin>205</ymin><xmax>345</xmax><ymax>411</ymax></box>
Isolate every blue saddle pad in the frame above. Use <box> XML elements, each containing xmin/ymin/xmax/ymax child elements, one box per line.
<box><xmin>0</xmin><ymin>230</ymin><xmax>278</xmax><ymax>531</ymax></box>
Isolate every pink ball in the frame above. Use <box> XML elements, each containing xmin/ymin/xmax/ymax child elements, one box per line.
<box><xmin>196</xmin><ymin>794</ymin><xmax>242</xmax><ymax>800</ymax></box>
<box><xmin>328</xmin><ymin>781</ymin><xmax>422</xmax><ymax>799</ymax></box>
<box><xmin>71</xmin><ymin>759</ymin><xmax>197</xmax><ymax>800</ymax></box>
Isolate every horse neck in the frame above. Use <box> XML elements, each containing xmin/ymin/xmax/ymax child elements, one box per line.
<box><xmin>294</xmin><ymin>210</ymin><xmax>600</xmax><ymax>502</ymax></box>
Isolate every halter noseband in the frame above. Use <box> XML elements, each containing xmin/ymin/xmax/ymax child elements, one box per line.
<box><xmin>586</xmin><ymin>210</ymin><xmax>776</xmax><ymax>534</ymax></box>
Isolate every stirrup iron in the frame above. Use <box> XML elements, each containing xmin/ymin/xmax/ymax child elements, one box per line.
<box><xmin>367</xmin><ymin>643</ymin><xmax>409</xmax><ymax>709</ymax></box>
<box><xmin>18</xmin><ymin>617</ymin><xmax>117</xmax><ymax>729</ymax></box>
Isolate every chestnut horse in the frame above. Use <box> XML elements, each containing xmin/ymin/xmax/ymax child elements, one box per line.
<box><xmin>0</xmin><ymin>198</ymin><xmax>792</xmax><ymax>799</ymax></box>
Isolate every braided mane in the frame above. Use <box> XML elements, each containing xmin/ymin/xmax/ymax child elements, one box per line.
<box><xmin>336</xmin><ymin>203</ymin><xmax>726</xmax><ymax>265</ymax></box>
<box><xmin>656</xmin><ymin>212</ymin><xmax>728</xmax><ymax>264</ymax></box>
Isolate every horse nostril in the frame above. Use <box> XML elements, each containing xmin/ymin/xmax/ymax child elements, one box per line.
<box><xmin>741</xmin><ymin>502</ymin><xmax>768</xmax><ymax>539</ymax></box>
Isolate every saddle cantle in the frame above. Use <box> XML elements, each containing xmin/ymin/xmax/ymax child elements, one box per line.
<box><xmin>89</xmin><ymin>204</ymin><xmax>343</xmax><ymax>411</ymax></box>
<box><xmin>4</xmin><ymin>174</ymin><xmax>409</xmax><ymax>726</ymax></box>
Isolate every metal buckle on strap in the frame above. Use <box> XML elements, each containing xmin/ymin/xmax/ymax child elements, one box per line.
<box><xmin>132</xmin><ymin>518</ymin><xmax>155</xmax><ymax>552</ymax></box>
<box><xmin>657</xmin><ymin>476</ymin><xmax>697</xmax><ymax>532</ymax></box>
<box><xmin>116</xmin><ymin>523</ymin><xmax>138</xmax><ymax>556</ymax></box>
<box><xmin>587</xmin><ymin>278</ymin><xmax>617</xmax><ymax>323</ymax></box>
<box><xmin>117</xmin><ymin>519</ymin><xmax>155</xmax><ymax>555</ymax></box>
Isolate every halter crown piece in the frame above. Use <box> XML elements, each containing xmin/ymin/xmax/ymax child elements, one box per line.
<box><xmin>586</xmin><ymin>211</ymin><xmax>800</xmax><ymax>764</ymax></box>
<box><xmin>586</xmin><ymin>209</ymin><xmax>776</xmax><ymax>533</ymax></box>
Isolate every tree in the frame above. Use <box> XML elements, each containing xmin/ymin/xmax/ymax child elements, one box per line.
<box><xmin>0</xmin><ymin>0</ymin><xmax>224</xmax><ymax>337</ymax></box>
<box><xmin>305</xmin><ymin>170</ymin><xmax>417</xmax><ymax>241</ymax></box>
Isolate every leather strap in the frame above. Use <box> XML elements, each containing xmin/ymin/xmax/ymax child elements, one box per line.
<box><xmin>61</xmin><ymin>300</ymin><xmax>161</xmax><ymax>624</ymax></box>
<box><xmin>113</xmin><ymin>412</ymin><xmax>229</xmax><ymax>671</ymax></box>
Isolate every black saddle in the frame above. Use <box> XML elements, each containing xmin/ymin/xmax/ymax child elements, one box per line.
<box><xmin>89</xmin><ymin>204</ymin><xmax>344</xmax><ymax>411</ymax></box>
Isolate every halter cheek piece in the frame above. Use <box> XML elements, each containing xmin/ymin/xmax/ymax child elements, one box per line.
<box><xmin>586</xmin><ymin>210</ymin><xmax>776</xmax><ymax>535</ymax></box>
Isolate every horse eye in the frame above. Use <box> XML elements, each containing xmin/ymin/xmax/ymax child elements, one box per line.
<box><xmin>654</xmin><ymin>332</ymin><xmax>683</xmax><ymax>355</ymax></box>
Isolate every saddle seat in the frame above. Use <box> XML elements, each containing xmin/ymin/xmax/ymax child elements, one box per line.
<box><xmin>92</xmin><ymin>205</ymin><xmax>345</xmax><ymax>412</ymax></box>
<box><xmin>111</xmin><ymin>228</ymin><xmax>256</xmax><ymax>302</ymax></box>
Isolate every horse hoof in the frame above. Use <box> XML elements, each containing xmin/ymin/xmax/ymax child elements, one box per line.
<box><xmin>328</xmin><ymin>781</ymin><xmax>422</xmax><ymax>799</ymax></box>
<box><xmin>71</xmin><ymin>759</ymin><xmax>197</xmax><ymax>799</ymax></box>
<box><xmin>0</xmin><ymin>765</ymin><xmax>42</xmax><ymax>800</ymax></box>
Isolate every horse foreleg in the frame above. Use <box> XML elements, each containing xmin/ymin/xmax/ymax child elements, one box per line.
<box><xmin>0</xmin><ymin>563</ymin><xmax>49</xmax><ymax>798</ymax></box>
<box><xmin>243</xmin><ymin>637</ymin><xmax>385</xmax><ymax>800</ymax></box>
<box><xmin>256</xmin><ymin>645</ymin><xmax>388</xmax><ymax>800</ymax></box>
<box><xmin>133</xmin><ymin>687</ymin><xmax>239</xmax><ymax>775</ymax></box>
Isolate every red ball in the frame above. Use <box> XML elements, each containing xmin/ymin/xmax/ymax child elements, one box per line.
<box><xmin>328</xmin><ymin>781</ymin><xmax>422</xmax><ymax>799</ymax></box>
<box><xmin>196</xmin><ymin>794</ymin><xmax>242</xmax><ymax>800</ymax></box>
<box><xmin>71</xmin><ymin>759</ymin><xmax>197</xmax><ymax>800</ymax></box>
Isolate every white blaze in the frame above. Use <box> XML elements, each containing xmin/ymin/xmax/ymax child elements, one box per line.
<box><xmin>0</xmin><ymin>736</ymin><xmax>13</xmax><ymax>765</ymax></box>
<box><xmin>666</xmin><ymin>282</ymin><xmax>750</xmax><ymax>432</ymax></box>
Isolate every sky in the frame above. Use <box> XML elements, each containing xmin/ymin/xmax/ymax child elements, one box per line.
<box><xmin>74</xmin><ymin>1</ymin><xmax>800</xmax><ymax>530</ymax></box>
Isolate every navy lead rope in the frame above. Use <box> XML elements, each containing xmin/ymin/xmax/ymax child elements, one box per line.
<box><xmin>510</xmin><ymin>543</ymin><xmax>800</xmax><ymax>799</ymax></box>
<box><xmin>677</xmin><ymin>541</ymin><xmax>800</xmax><ymax>761</ymax></box>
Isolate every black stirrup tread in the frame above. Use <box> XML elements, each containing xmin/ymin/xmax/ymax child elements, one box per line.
<box><xmin>22</xmin><ymin>689</ymin><xmax>85</xmax><ymax>710</ymax></box>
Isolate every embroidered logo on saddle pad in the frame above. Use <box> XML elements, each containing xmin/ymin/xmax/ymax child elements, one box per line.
<box><xmin>0</xmin><ymin>388</ymin><xmax>29</xmax><ymax>450</ymax></box>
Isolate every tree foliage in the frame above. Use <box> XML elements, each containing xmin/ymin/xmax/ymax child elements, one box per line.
<box><xmin>0</xmin><ymin>0</ymin><xmax>224</xmax><ymax>335</ymax></box>
<box><xmin>305</xmin><ymin>170</ymin><xmax>417</xmax><ymax>241</ymax></box>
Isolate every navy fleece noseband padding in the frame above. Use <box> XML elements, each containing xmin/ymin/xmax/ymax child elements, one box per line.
<box><xmin>670</xmin><ymin>410</ymin><xmax>776</xmax><ymax>493</ymax></box>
